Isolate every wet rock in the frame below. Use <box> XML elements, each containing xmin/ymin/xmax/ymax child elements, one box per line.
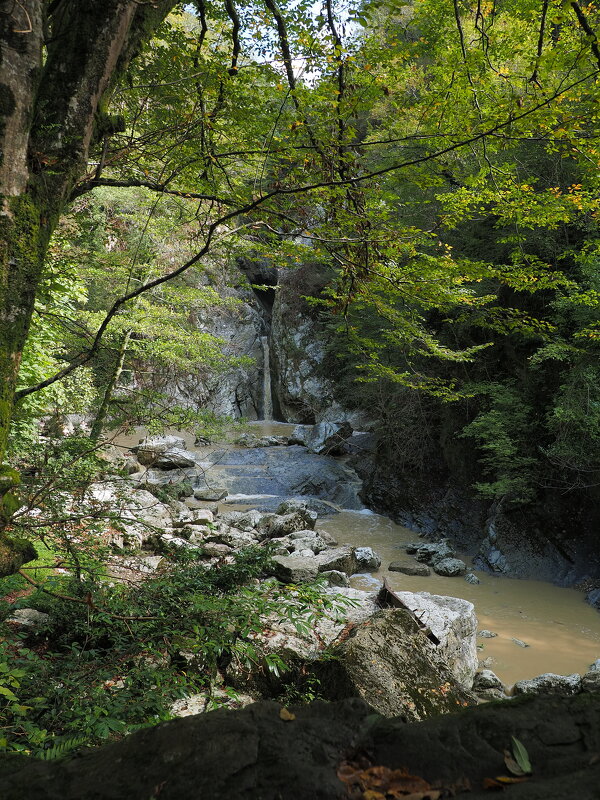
<box><xmin>464</xmin><ymin>573</ymin><xmax>480</xmax><ymax>584</ymax></box>
<box><xmin>270</xmin><ymin>555</ymin><xmax>320</xmax><ymax>583</ymax></box>
<box><xmin>414</xmin><ymin>541</ymin><xmax>455</xmax><ymax>565</ymax></box>
<box><xmin>314</xmin><ymin>546</ymin><xmax>357</xmax><ymax>576</ymax></box>
<box><xmin>394</xmin><ymin>591</ymin><xmax>478</xmax><ymax>688</ymax></box>
<box><xmin>433</xmin><ymin>557</ymin><xmax>467</xmax><ymax>577</ymax></box>
<box><xmin>589</xmin><ymin>658</ymin><xmax>600</xmax><ymax>672</ymax></box>
<box><xmin>582</xmin><ymin>670</ymin><xmax>600</xmax><ymax>692</ymax></box>
<box><xmin>291</xmin><ymin>422</ymin><xmax>353</xmax><ymax>455</ymax></box>
<box><xmin>478</xmin><ymin>630</ymin><xmax>497</xmax><ymax>639</ymax></box>
<box><xmin>354</xmin><ymin>547</ymin><xmax>381</xmax><ymax>571</ymax></box>
<box><xmin>511</xmin><ymin>638</ymin><xmax>530</xmax><ymax>648</ymax></box>
<box><xmin>5</xmin><ymin>608</ymin><xmax>50</xmax><ymax>629</ymax></box>
<box><xmin>318</xmin><ymin>530</ymin><xmax>338</xmax><ymax>546</ymax></box>
<box><xmin>473</xmin><ymin>669</ymin><xmax>505</xmax><ymax>692</ymax></box>
<box><xmin>321</xmin><ymin>570</ymin><xmax>350</xmax><ymax>587</ymax></box>
<box><xmin>133</xmin><ymin>435</ymin><xmax>187</xmax><ymax>465</ymax></box>
<box><xmin>513</xmin><ymin>673</ymin><xmax>582</xmax><ymax>696</ymax></box>
<box><xmin>202</xmin><ymin>445</ymin><xmax>363</xmax><ymax>509</ymax></box>
<box><xmin>388</xmin><ymin>561</ymin><xmax>431</xmax><ymax>577</ymax></box>
<box><xmin>586</xmin><ymin>588</ymin><xmax>600</xmax><ymax>609</ymax></box>
<box><xmin>194</xmin><ymin>488</ymin><xmax>228</xmax><ymax>501</ymax></box>
<box><xmin>316</xmin><ymin>608</ymin><xmax>475</xmax><ymax>720</ymax></box>
<box><xmin>133</xmin><ymin>467</ymin><xmax>198</xmax><ymax>487</ymax></box>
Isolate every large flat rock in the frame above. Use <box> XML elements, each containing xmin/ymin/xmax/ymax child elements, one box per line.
<box><xmin>3</xmin><ymin>695</ymin><xmax>600</xmax><ymax>799</ymax></box>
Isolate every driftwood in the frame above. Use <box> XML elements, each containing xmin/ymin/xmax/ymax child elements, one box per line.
<box><xmin>377</xmin><ymin>578</ymin><xmax>441</xmax><ymax>646</ymax></box>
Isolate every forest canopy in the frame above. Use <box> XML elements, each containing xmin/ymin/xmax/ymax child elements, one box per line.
<box><xmin>1</xmin><ymin>0</ymin><xmax>600</xmax><ymax>554</ymax></box>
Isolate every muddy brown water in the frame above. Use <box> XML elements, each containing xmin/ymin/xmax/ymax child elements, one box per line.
<box><xmin>317</xmin><ymin>510</ymin><xmax>600</xmax><ymax>686</ymax></box>
<box><xmin>115</xmin><ymin>422</ymin><xmax>600</xmax><ymax>687</ymax></box>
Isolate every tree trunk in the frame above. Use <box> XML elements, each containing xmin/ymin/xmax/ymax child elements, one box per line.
<box><xmin>0</xmin><ymin>0</ymin><xmax>177</xmax><ymax>573</ymax></box>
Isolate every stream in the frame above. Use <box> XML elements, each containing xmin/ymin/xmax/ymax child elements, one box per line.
<box><xmin>119</xmin><ymin>420</ymin><xmax>600</xmax><ymax>688</ymax></box>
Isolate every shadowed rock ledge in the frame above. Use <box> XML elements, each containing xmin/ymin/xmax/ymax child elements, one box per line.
<box><xmin>2</xmin><ymin>694</ymin><xmax>600</xmax><ymax>799</ymax></box>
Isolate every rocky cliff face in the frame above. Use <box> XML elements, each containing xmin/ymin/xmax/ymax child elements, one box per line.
<box><xmin>270</xmin><ymin>266</ymin><xmax>339</xmax><ymax>423</ymax></box>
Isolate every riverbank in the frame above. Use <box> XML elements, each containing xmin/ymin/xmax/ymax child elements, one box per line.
<box><xmin>118</xmin><ymin>420</ymin><xmax>600</xmax><ymax>687</ymax></box>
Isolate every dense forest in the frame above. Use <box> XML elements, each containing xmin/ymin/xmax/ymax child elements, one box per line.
<box><xmin>1</xmin><ymin>0</ymin><xmax>600</xmax><ymax>766</ymax></box>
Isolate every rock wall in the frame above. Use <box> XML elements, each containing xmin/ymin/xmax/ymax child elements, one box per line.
<box><xmin>270</xmin><ymin>265</ymin><xmax>371</xmax><ymax>427</ymax></box>
<box><xmin>172</xmin><ymin>287</ymin><xmax>267</xmax><ymax>419</ymax></box>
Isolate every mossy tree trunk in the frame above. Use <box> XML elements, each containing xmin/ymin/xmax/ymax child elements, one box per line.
<box><xmin>0</xmin><ymin>0</ymin><xmax>178</xmax><ymax>574</ymax></box>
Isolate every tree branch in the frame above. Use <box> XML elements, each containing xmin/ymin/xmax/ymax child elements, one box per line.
<box><xmin>570</xmin><ymin>1</ymin><xmax>600</xmax><ymax>70</ymax></box>
<box><xmin>15</xmin><ymin>68</ymin><xmax>597</xmax><ymax>400</ymax></box>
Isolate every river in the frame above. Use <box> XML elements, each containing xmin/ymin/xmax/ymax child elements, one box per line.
<box><xmin>117</xmin><ymin>420</ymin><xmax>600</xmax><ymax>687</ymax></box>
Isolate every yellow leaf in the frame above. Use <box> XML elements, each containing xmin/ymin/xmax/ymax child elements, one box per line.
<box><xmin>279</xmin><ymin>707</ymin><xmax>295</xmax><ymax>721</ymax></box>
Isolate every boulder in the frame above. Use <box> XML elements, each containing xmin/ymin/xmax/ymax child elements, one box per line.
<box><xmin>582</xmin><ymin>670</ymin><xmax>600</xmax><ymax>692</ymax></box>
<box><xmin>414</xmin><ymin>540</ymin><xmax>455</xmax><ymax>565</ymax></box>
<box><xmin>354</xmin><ymin>547</ymin><xmax>381</xmax><ymax>571</ymax></box>
<box><xmin>269</xmin><ymin>555</ymin><xmax>320</xmax><ymax>583</ymax></box>
<box><xmin>478</xmin><ymin>630</ymin><xmax>497</xmax><ymax>639</ymax></box>
<box><xmin>394</xmin><ymin>591</ymin><xmax>478</xmax><ymax>688</ymax></box>
<box><xmin>389</xmin><ymin>561</ymin><xmax>431</xmax><ymax>577</ymax></box>
<box><xmin>207</xmin><ymin>527</ymin><xmax>258</xmax><ymax>549</ymax></box>
<box><xmin>261</xmin><ymin>511</ymin><xmax>317</xmax><ymax>538</ymax></box>
<box><xmin>314</xmin><ymin>546</ymin><xmax>357</xmax><ymax>576</ymax></box>
<box><xmin>153</xmin><ymin>448</ymin><xmax>197</xmax><ymax>470</ymax></box>
<box><xmin>276</xmin><ymin>498</ymin><xmax>318</xmax><ymax>524</ymax></box>
<box><xmin>433</xmin><ymin>557</ymin><xmax>467</xmax><ymax>577</ymax></box>
<box><xmin>270</xmin><ymin>531</ymin><xmax>328</xmax><ymax>556</ymax></box>
<box><xmin>174</xmin><ymin>509</ymin><xmax>214</xmax><ymax>528</ymax></box>
<box><xmin>512</xmin><ymin>672</ymin><xmax>582</xmax><ymax>696</ymax></box>
<box><xmin>227</xmin><ymin>587</ymin><xmax>378</xmax><ymax>695</ymax></box>
<box><xmin>316</xmin><ymin>608</ymin><xmax>475</xmax><ymax>720</ymax></box>
<box><xmin>472</xmin><ymin>669</ymin><xmax>505</xmax><ymax>692</ymax></box>
<box><xmin>5</xmin><ymin>608</ymin><xmax>50</xmax><ymax>628</ymax></box>
<box><xmin>133</xmin><ymin>436</ymin><xmax>187</xmax><ymax>465</ymax></box>
<box><xmin>219</xmin><ymin>510</ymin><xmax>262</xmax><ymax>532</ymax></box>
<box><xmin>321</xmin><ymin>570</ymin><xmax>350</xmax><ymax>587</ymax></box>
<box><xmin>464</xmin><ymin>572</ymin><xmax>480</xmax><ymax>584</ymax></box>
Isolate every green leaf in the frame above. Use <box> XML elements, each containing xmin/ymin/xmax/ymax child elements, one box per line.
<box><xmin>511</xmin><ymin>736</ymin><xmax>532</xmax><ymax>775</ymax></box>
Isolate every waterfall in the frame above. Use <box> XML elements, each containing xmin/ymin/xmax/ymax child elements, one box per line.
<box><xmin>261</xmin><ymin>335</ymin><xmax>273</xmax><ymax>420</ymax></box>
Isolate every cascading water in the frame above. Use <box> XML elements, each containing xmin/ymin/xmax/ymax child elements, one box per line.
<box><xmin>261</xmin><ymin>335</ymin><xmax>273</xmax><ymax>421</ymax></box>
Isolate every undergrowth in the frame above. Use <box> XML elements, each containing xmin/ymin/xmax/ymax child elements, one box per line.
<box><xmin>0</xmin><ymin>545</ymin><xmax>343</xmax><ymax>757</ymax></box>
